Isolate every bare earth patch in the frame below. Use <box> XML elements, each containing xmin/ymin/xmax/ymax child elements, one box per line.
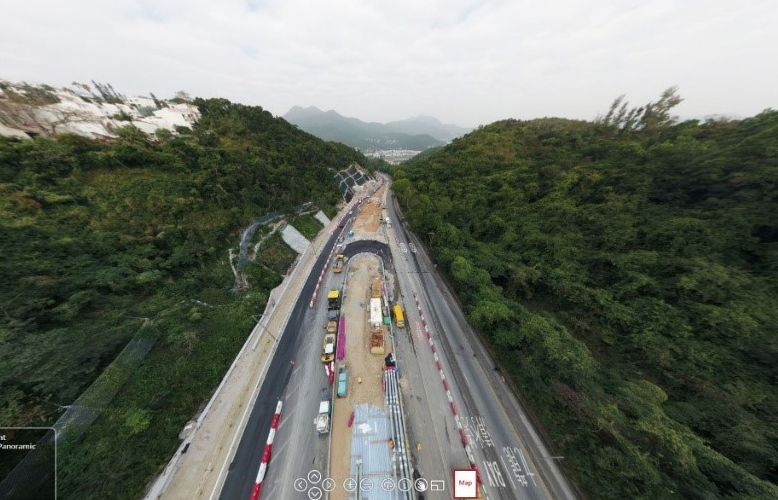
<box><xmin>329</xmin><ymin>253</ymin><xmax>391</xmax><ymax>499</ymax></box>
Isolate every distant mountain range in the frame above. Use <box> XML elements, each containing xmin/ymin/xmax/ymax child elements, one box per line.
<box><xmin>283</xmin><ymin>106</ymin><xmax>470</xmax><ymax>152</ymax></box>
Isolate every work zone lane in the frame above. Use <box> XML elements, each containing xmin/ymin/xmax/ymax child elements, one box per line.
<box><xmin>390</xmin><ymin>241</ymin><xmax>466</xmax><ymax>499</ymax></box>
<box><xmin>218</xmin><ymin>214</ymin><xmax>354</xmax><ymax>500</ymax></box>
<box><xmin>257</xmin><ymin>280</ymin><xmax>336</xmax><ymax>500</ymax></box>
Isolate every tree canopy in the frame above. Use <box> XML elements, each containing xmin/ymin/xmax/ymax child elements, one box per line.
<box><xmin>392</xmin><ymin>94</ymin><xmax>778</xmax><ymax>499</ymax></box>
<box><xmin>0</xmin><ymin>98</ymin><xmax>364</xmax><ymax>498</ymax></box>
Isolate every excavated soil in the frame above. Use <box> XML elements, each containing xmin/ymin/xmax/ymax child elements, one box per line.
<box><xmin>329</xmin><ymin>253</ymin><xmax>391</xmax><ymax>499</ymax></box>
<box><xmin>351</xmin><ymin>185</ymin><xmax>385</xmax><ymax>237</ymax></box>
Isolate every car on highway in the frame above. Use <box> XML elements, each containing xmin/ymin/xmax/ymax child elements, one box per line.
<box><xmin>315</xmin><ymin>400</ymin><xmax>331</xmax><ymax>434</ymax></box>
<box><xmin>321</xmin><ymin>332</ymin><xmax>336</xmax><ymax>363</ymax></box>
<box><xmin>337</xmin><ymin>365</ymin><xmax>348</xmax><ymax>398</ymax></box>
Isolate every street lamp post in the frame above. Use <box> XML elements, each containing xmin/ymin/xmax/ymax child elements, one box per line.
<box><xmin>252</xmin><ymin>315</ymin><xmax>277</xmax><ymax>342</ymax></box>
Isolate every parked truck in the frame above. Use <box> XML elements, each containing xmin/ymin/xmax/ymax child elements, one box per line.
<box><xmin>327</xmin><ymin>289</ymin><xmax>341</xmax><ymax>310</ymax></box>
<box><xmin>321</xmin><ymin>332</ymin><xmax>336</xmax><ymax>363</ymax></box>
<box><xmin>315</xmin><ymin>400</ymin><xmax>331</xmax><ymax>434</ymax></box>
<box><xmin>369</xmin><ymin>298</ymin><xmax>383</xmax><ymax>329</ymax></box>
<box><xmin>371</xmin><ymin>277</ymin><xmax>382</xmax><ymax>299</ymax></box>
<box><xmin>326</xmin><ymin>320</ymin><xmax>338</xmax><ymax>335</ymax></box>
<box><xmin>392</xmin><ymin>304</ymin><xmax>405</xmax><ymax>328</ymax></box>
<box><xmin>333</xmin><ymin>254</ymin><xmax>345</xmax><ymax>273</ymax></box>
<box><xmin>337</xmin><ymin>365</ymin><xmax>348</xmax><ymax>398</ymax></box>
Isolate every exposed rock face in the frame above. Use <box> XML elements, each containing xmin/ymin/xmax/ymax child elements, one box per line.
<box><xmin>0</xmin><ymin>79</ymin><xmax>198</xmax><ymax>139</ymax></box>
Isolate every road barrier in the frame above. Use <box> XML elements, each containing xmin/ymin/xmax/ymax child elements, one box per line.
<box><xmin>337</xmin><ymin>316</ymin><xmax>346</xmax><ymax>360</ymax></box>
<box><xmin>249</xmin><ymin>400</ymin><xmax>283</xmax><ymax>500</ymax></box>
<box><xmin>413</xmin><ymin>293</ymin><xmax>481</xmax><ymax>485</ymax></box>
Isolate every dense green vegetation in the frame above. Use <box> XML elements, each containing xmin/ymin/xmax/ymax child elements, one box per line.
<box><xmin>290</xmin><ymin>212</ymin><xmax>324</xmax><ymax>240</ymax></box>
<box><xmin>392</xmin><ymin>93</ymin><xmax>778</xmax><ymax>499</ymax></box>
<box><xmin>0</xmin><ymin>98</ymin><xmax>363</xmax><ymax>498</ymax></box>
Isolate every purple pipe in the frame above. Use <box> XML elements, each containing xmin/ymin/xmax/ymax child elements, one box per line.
<box><xmin>337</xmin><ymin>316</ymin><xmax>347</xmax><ymax>360</ymax></box>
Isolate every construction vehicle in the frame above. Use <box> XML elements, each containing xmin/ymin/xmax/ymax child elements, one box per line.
<box><xmin>369</xmin><ymin>298</ymin><xmax>383</xmax><ymax>329</ymax></box>
<box><xmin>327</xmin><ymin>289</ymin><xmax>341</xmax><ymax>310</ymax></box>
<box><xmin>337</xmin><ymin>365</ymin><xmax>348</xmax><ymax>398</ymax></box>
<box><xmin>315</xmin><ymin>400</ymin><xmax>331</xmax><ymax>434</ymax></box>
<box><xmin>321</xmin><ymin>332</ymin><xmax>336</xmax><ymax>363</ymax></box>
<box><xmin>371</xmin><ymin>277</ymin><xmax>382</xmax><ymax>299</ymax></box>
<box><xmin>333</xmin><ymin>254</ymin><xmax>345</xmax><ymax>273</ymax></box>
<box><xmin>392</xmin><ymin>304</ymin><xmax>405</xmax><ymax>329</ymax></box>
<box><xmin>326</xmin><ymin>319</ymin><xmax>338</xmax><ymax>335</ymax></box>
<box><xmin>370</xmin><ymin>328</ymin><xmax>385</xmax><ymax>355</ymax></box>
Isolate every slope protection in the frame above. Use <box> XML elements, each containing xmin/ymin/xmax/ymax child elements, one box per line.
<box><xmin>392</xmin><ymin>110</ymin><xmax>778</xmax><ymax>499</ymax></box>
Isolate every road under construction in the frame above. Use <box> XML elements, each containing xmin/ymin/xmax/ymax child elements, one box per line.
<box><xmin>155</xmin><ymin>175</ymin><xmax>577</xmax><ymax>500</ymax></box>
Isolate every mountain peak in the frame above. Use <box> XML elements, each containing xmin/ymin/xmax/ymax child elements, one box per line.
<box><xmin>285</xmin><ymin>105</ymin><xmax>324</xmax><ymax>118</ymax></box>
<box><xmin>406</xmin><ymin>115</ymin><xmax>442</xmax><ymax>125</ymax></box>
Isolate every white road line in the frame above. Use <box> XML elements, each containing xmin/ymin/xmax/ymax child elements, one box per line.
<box><xmin>500</xmin><ymin>454</ymin><xmax>517</xmax><ymax>489</ymax></box>
<box><xmin>270</xmin><ymin>437</ymin><xmax>289</xmax><ymax>458</ymax></box>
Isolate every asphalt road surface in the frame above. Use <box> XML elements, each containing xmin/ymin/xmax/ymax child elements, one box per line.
<box><xmin>218</xmin><ymin>213</ymin><xmax>356</xmax><ymax>500</ymax></box>
<box><xmin>386</xmin><ymin>187</ymin><xmax>578</xmax><ymax>500</ymax></box>
<box><xmin>218</xmin><ymin>179</ymin><xmax>577</xmax><ymax>500</ymax></box>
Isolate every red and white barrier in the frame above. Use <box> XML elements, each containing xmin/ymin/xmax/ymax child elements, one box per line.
<box><xmin>326</xmin><ymin>361</ymin><xmax>335</xmax><ymax>385</ymax></box>
<box><xmin>249</xmin><ymin>400</ymin><xmax>283</xmax><ymax>500</ymax></box>
<box><xmin>413</xmin><ymin>294</ymin><xmax>481</xmax><ymax>483</ymax></box>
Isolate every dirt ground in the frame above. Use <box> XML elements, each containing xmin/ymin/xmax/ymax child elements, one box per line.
<box><xmin>351</xmin><ymin>185</ymin><xmax>385</xmax><ymax>237</ymax></box>
<box><xmin>329</xmin><ymin>253</ymin><xmax>392</xmax><ymax>500</ymax></box>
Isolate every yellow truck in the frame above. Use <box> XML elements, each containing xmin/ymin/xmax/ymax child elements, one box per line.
<box><xmin>327</xmin><ymin>289</ymin><xmax>341</xmax><ymax>310</ymax></box>
<box><xmin>392</xmin><ymin>304</ymin><xmax>405</xmax><ymax>329</ymax></box>
<box><xmin>333</xmin><ymin>254</ymin><xmax>345</xmax><ymax>273</ymax></box>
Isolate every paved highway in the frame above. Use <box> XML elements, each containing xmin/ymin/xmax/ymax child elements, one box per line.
<box><xmin>218</xmin><ymin>211</ymin><xmax>357</xmax><ymax>500</ymax></box>
<box><xmin>385</xmin><ymin>179</ymin><xmax>578</xmax><ymax>500</ymax></box>
<box><xmin>217</xmin><ymin>177</ymin><xmax>577</xmax><ymax>500</ymax></box>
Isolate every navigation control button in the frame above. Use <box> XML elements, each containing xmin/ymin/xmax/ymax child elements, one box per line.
<box><xmin>308</xmin><ymin>470</ymin><xmax>322</xmax><ymax>484</ymax></box>
<box><xmin>343</xmin><ymin>478</ymin><xmax>358</xmax><ymax>492</ymax></box>
<box><xmin>293</xmin><ymin>478</ymin><xmax>308</xmax><ymax>492</ymax></box>
<box><xmin>381</xmin><ymin>478</ymin><xmax>395</xmax><ymax>491</ymax></box>
<box><xmin>322</xmin><ymin>478</ymin><xmax>336</xmax><ymax>492</ymax></box>
<box><xmin>360</xmin><ymin>478</ymin><xmax>374</xmax><ymax>491</ymax></box>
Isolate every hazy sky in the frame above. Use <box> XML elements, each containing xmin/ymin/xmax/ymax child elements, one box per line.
<box><xmin>1</xmin><ymin>0</ymin><xmax>776</xmax><ymax>127</ymax></box>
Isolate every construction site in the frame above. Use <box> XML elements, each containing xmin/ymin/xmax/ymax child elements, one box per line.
<box><xmin>324</xmin><ymin>185</ymin><xmax>413</xmax><ymax>500</ymax></box>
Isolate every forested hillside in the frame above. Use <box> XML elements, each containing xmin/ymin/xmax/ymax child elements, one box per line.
<box><xmin>0</xmin><ymin>98</ymin><xmax>363</xmax><ymax>498</ymax></box>
<box><xmin>392</xmin><ymin>94</ymin><xmax>778</xmax><ymax>499</ymax></box>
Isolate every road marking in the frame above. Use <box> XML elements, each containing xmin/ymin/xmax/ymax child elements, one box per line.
<box><xmin>519</xmin><ymin>449</ymin><xmax>538</xmax><ymax>486</ymax></box>
<box><xmin>502</xmin><ymin>446</ymin><xmax>530</xmax><ymax>487</ymax></box>
<box><xmin>500</xmin><ymin>454</ymin><xmax>518</xmax><ymax>490</ymax></box>
<box><xmin>271</xmin><ymin>437</ymin><xmax>289</xmax><ymax>458</ymax></box>
<box><xmin>483</xmin><ymin>460</ymin><xmax>506</xmax><ymax>488</ymax></box>
<box><xmin>468</xmin><ymin>415</ymin><xmax>495</xmax><ymax>449</ymax></box>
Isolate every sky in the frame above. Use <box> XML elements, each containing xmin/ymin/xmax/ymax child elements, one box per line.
<box><xmin>1</xmin><ymin>0</ymin><xmax>776</xmax><ymax>128</ymax></box>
